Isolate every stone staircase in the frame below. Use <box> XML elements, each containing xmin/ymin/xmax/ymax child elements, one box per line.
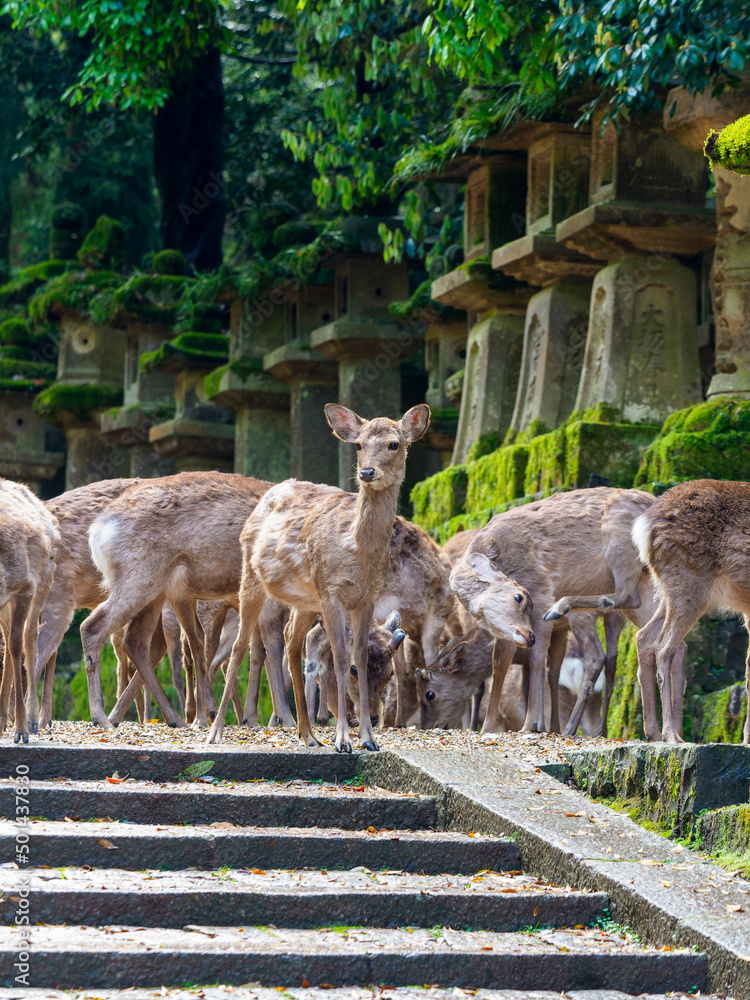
<box><xmin>0</xmin><ymin>745</ymin><xmax>711</xmax><ymax>993</ymax></box>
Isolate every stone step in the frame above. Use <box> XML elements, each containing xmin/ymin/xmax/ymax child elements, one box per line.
<box><xmin>0</xmin><ymin>924</ymin><xmax>707</xmax><ymax>992</ymax></box>
<box><xmin>0</xmin><ymin>992</ymin><xmax>727</xmax><ymax>1000</ymax></box>
<box><xmin>0</xmin><ymin>867</ymin><xmax>607</xmax><ymax>931</ymax></box>
<box><xmin>0</xmin><ymin>821</ymin><xmax>520</xmax><ymax>873</ymax></box>
<box><xmin>0</xmin><ymin>779</ymin><xmax>437</xmax><ymax>830</ymax></box>
<box><xmin>0</xmin><ymin>745</ymin><xmax>360</xmax><ymax>783</ymax></box>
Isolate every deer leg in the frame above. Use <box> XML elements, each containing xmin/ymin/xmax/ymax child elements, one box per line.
<box><xmin>259</xmin><ymin>602</ymin><xmax>295</xmax><ymax>728</ymax></box>
<box><xmin>321</xmin><ymin>599</ymin><xmax>353</xmax><ymax>752</ymax></box>
<box><xmin>220</xmin><ymin>661</ymin><xmax>244</xmax><ymax>722</ymax></box>
<box><xmin>242</xmin><ymin>625</ymin><xmax>264</xmax><ymax>727</ymax></box>
<box><xmin>670</xmin><ymin>640</ymin><xmax>687</xmax><ymax>739</ymax></box>
<box><xmin>563</xmin><ymin>618</ymin><xmax>606</xmax><ymax>737</ymax></box>
<box><xmin>207</xmin><ymin>574</ymin><xmax>266</xmax><ymax>745</ymax></box>
<box><xmin>351</xmin><ymin>600</ymin><xmax>378</xmax><ymax>751</ymax></box>
<box><xmin>119</xmin><ymin>600</ymin><xmax>184</xmax><ymax>728</ymax></box>
<box><xmin>80</xmin><ymin>596</ymin><xmax>144</xmax><ymax>730</ymax></box>
<box><xmin>634</xmin><ymin>607</ymin><xmax>666</xmax><ymax>742</ymax></box>
<box><xmin>1</xmin><ymin>595</ymin><xmax>32</xmax><ymax>742</ymax></box>
<box><xmin>481</xmin><ymin>638</ymin><xmax>515</xmax><ymax>734</ymax></box>
<box><xmin>39</xmin><ymin>651</ymin><xmax>57</xmax><ymax>730</ymax></box>
<box><xmin>522</xmin><ymin>627</ymin><xmax>552</xmax><ymax>733</ymax></box>
<box><xmin>744</xmin><ymin>615</ymin><xmax>750</xmax><ymax>745</ymax></box>
<box><xmin>393</xmin><ymin>643</ymin><xmax>410</xmax><ymax>727</ymax></box>
<box><xmin>317</xmin><ymin>657</ymin><xmax>330</xmax><ymax>724</ymax></box>
<box><xmin>546</xmin><ymin>628</ymin><xmax>567</xmax><ymax>734</ymax></box>
<box><xmin>182</xmin><ymin>634</ymin><xmax>196</xmax><ymax>724</ymax></box>
<box><xmin>170</xmin><ymin>600</ymin><xmax>209</xmax><ymax>728</ymax></box>
<box><xmin>162</xmin><ymin>606</ymin><xmax>187</xmax><ymax>715</ymax></box>
<box><xmin>304</xmin><ymin>656</ymin><xmax>319</xmax><ymax>723</ymax></box>
<box><xmin>284</xmin><ymin>608</ymin><xmax>320</xmax><ymax>748</ymax></box>
<box><xmin>598</xmin><ymin>612</ymin><xmax>624</xmax><ymax>737</ymax></box>
<box><xmin>470</xmin><ymin>680</ymin><xmax>485</xmax><ymax>731</ymax></box>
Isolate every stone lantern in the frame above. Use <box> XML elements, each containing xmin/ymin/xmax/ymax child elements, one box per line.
<box><xmin>263</xmin><ymin>280</ymin><xmax>338</xmax><ymax>486</ymax></box>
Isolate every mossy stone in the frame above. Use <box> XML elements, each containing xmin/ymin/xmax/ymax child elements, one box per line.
<box><xmin>272</xmin><ymin>220</ymin><xmax>324</xmax><ymax>250</ymax></box>
<box><xmin>465</xmin><ymin>445</ymin><xmax>530</xmax><ymax>511</ymax></box>
<box><xmin>139</xmin><ymin>332</ymin><xmax>229</xmax><ymax>375</ymax></box>
<box><xmin>77</xmin><ymin>215</ymin><xmax>125</xmax><ymax>269</ymax></box>
<box><xmin>151</xmin><ymin>249</ymin><xmax>187</xmax><ymax>276</ymax></box>
<box><xmin>107</xmin><ymin>274</ymin><xmax>190</xmax><ymax>324</ymax></box>
<box><xmin>705</xmin><ymin>114</ymin><xmax>750</xmax><ymax>175</ymax></box>
<box><xmin>33</xmin><ymin>383</ymin><xmax>123</xmax><ymax>425</ymax></box>
<box><xmin>693</xmin><ymin>684</ymin><xmax>748</xmax><ymax>744</ymax></box>
<box><xmin>0</xmin><ymin>261</ymin><xmax>69</xmax><ymax>307</ymax></box>
<box><xmin>410</xmin><ymin>465</ymin><xmax>468</xmax><ymax>533</ymax></box>
<box><xmin>0</xmin><ymin>318</ymin><xmax>31</xmax><ymax>346</ymax></box>
<box><xmin>634</xmin><ymin>398</ymin><xmax>750</xmax><ymax>491</ymax></box>
<box><xmin>29</xmin><ymin>270</ymin><xmax>122</xmax><ymax>323</ymax></box>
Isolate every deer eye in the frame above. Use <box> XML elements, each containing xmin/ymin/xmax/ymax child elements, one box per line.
<box><xmin>514</xmin><ymin>593</ymin><xmax>523</xmax><ymax>604</ymax></box>
<box><xmin>388</xmin><ymin>442</ymin><xmax>399</xmax><ymax>451</ymax></box>
<box><xmin>350</xmin><ymin>664</ymin><xmax>357</xmax><ymax>676</ymax></box>
<box><xmin>355</xmin><ymin>442</ymin><xmax>362</xmax><ymax>451</ymax></box>
<box><xmin>425</xmin><ymin>690</ymin><xmax>436</xmax><ymax>702</ymax></box>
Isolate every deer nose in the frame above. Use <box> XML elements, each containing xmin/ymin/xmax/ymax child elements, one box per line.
<box><xmin>359</xmin><ymin>467</ymin><xmax>376</xmax><ymax>482</ymax></box>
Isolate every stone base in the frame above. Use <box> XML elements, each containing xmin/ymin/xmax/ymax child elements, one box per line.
<box><xmin>128</xmin><ymin>445</ymin><xmax>176</xmax><ymax>479</ymax></box>
<box><xmin>148</xmin><ymin>418</ymin><xmax>235</xmax><ymax>465</ymax></box>
<box><xmin>205</xmin><ymin>362</ymin><xmax>290</xmax><ymax>411</ymax></box>
<box><xmin>492</xmin><ymin>233</ymin><xmax>604</xmax><ymax>286</ymax></box>
<box><xmin>556</xmin><ymin>202</ymin><xmax>717</xmax><ymax>258</ymax></box>
<box><xmin>311</xmin><ymin>319</ymin><xmax>418</xmax><ymax>362</ymax></box>
<box><xmin>64</xmin><ymin>426</ymin><xmax>130</xmax><ymax>492</ymax></box>
<box><xmin>451</xmin><ymin>313</ymin><xmax>524</xmax><ymax>465</ymax></box>
<box><xmin>0</xmin><ymin>450</ymin><xmax>66</xmax><ymax>485</ymax></box>
<box><xmin>707</xmin><ymin>370</ymin><xmax>750</xmax><ymax>399</ymax></box>
<box><xmin>431</xmin><ymin>262</ymin><xmax>532</xmax><ymax>313</ymax></box>
<box><xmin>234</xmin><ymin>406</ymin><xmax>290</xmax><ymax>483</ymax></box>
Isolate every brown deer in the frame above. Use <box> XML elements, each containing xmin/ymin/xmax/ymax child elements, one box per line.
<box><xmin>207</xmin><ymin>403</ymin><xmax>430</xmax><ymax>752</ymax></box>
<box><xmin>0</xmin><ymin>480</ymin><xmax>61</xmax><ymax>743</ymax></box>
<box><xmin>81</xmin><ymin>472</ymin><xmax>274</xmax><ymax>730</ymax></box>
<box><xmin>305</xmin><ymin>611</ymin><xmax>405</xmax><ymax>728</ymax></box>
<box><xmin>451</xmin><ymin>487</ymin><xmax>671</xmax><ymax>734</ymax></box>
<box><xmin>632</xmin><ymin>479</ymin><xmax>750</xmax><ymax>744</ymax></box>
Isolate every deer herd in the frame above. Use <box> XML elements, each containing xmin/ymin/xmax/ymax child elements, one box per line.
<box><xmin>0</xmin><ymin>402</ymin><xmax>748</xmax><ymax>748</ymax></box>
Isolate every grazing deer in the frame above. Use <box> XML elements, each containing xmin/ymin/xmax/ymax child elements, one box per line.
<box><xmin>306</xmin><ymin>611</ymin><xmax>406</xmax><ymax>728</ymax></box>
<box><xmin>375</xmin><ymin>517</ymin><xmax>460</xmax><ymax>726</ymax></box>
<box><xmin>451</xmin><ymin>488</ymin><xmax>667</xmax><ymax>734</ymax></box>
<box><xmin>207</xmin><ymin>403</ymin><xmax>430</xmax><ymax>752</ymax></box>
<box><xmin>633</xmin><ymin>479</ymin><xmax>750</xmax><ymax>744</ymax></box>
<box><xmin>81</xmin><ymin>472</ymin><xmax>279</xmax><ymax>730</ymax></box>
<box><xmin>0</xmin><ymin>480</ymin><xmax>61</xmax><ymax>743</ymax></box>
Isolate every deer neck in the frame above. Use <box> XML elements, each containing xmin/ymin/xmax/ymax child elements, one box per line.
<box><xmin>352</xmin><ymin>478</ymin><xmax>400</xmax><ymax>554</ymax></box>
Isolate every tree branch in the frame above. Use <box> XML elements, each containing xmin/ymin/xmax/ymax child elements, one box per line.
<box><xmin>226</xmin><ymin>51</ymin><xmax>297</xmax><ymax>66</ymax></box>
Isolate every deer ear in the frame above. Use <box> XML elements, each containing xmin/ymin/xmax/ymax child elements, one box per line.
<box><xmin>399</xmin><ymin>404</ymin><xmax>430</xmax><ymax>443</ymax></box>
<box><xmin>383</xmin><ymin>610</ymin><xmax>401</xmax><ymax>634</ymax></box>
<box><xmin>325</xmin><ymin>403</ymin><xmax>366</xmax><ymax>442</ymax></box>
<box><xmin>470</xmin><ymin>551</ymin><xmax>497</xmax><ymax>584</ymax></box>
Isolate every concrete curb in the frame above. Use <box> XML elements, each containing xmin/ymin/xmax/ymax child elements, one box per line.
<box><xmin>358</xmin><ymin>749</ymin><xmax>750</xmax><ymax>999</ymax></box>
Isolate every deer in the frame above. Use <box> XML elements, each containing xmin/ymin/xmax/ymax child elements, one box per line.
<box><xmin>207</xmin><ymin>403</ymin><xmax>431</xmax><ymax>752</ymax></box>
<box><xmin>306</xmin><ymin>611</ymin><xmax>406</xmax><ymax>728</ymax></box>
<box><xmin>450</xmin><ymin>487</ymin><xmax>674</xmax><ymax>735</ymax></box>
<box><xmin>632</xmin><ymin>478</ymin><xmax>750</xmax><ymax>744</ymax></box>
<box><xmin>80</xmin><ymin>471</ymin><xmax>296</xmax><ymax>731</ymax></box>
<box><xmin>0</xmin><ymin>479</ymin><xmax>61</xmax><ymax>743</ymax></box>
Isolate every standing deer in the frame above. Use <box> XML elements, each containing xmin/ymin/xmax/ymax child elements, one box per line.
<box><xmin>451</xmin><ymin>487</ymin><xmax>673</xmax><ymax>735</ymax></box>
<box><xmin>0</xmin><ymin>480</ymin><xmax>61</xmax><ymax>743</ymax></box>
<box><xmin>207</xmin><ymin>403</ymin><xmax>430</xmax><ymax>752</ymax></box>
<box><xmin>81</xmin><ymin>472</ymin><xmax>287</xmax><ymax>730</ymax></box>
<box><xmin>632</xmin><ymin>479</ymin><xmax>750</xmax><ymax>744</ymax></box>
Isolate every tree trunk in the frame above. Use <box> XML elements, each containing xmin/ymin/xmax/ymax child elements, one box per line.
<box><xmin>153</xmin><ymin>48</ymin><xmax>226</xmax><ymax>271</ymax></box>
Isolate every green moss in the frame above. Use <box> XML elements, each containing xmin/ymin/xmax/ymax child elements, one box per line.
<box><xmin>606</xmin><ymin>622</ymin><xmax>645</xmax><ymax>740</ymax></box>
<box><xmin>29</xmin><ymin>270</ymin><xmax>122</xmax><ymax>323</ymax></box>
<box><xmin>410</xmin><ymin>465</ymin><xmax>468</xmax><ymax>533</ymax></box>
<box><xmin>139</xmin><ymin>332</ymin><xmax>229</xmax><ymax>374</ymax></box>
<box><xmin>634</xmin><ymin>399</ymin><xmax>750</xmax><ymax>491</ymax></box>
<box><xmin>107</xmin><ymin>273</ymin><xmax>190</xmax><ymax>324</ymax></box>
<box><xmin>0</xmin><ymin>318</ymin><xmax>31</xmax><ymax>345</ymax></box>
<box><xmin>693</xmin><ymin>684</ymin><xmax>748</xmax><ymax>744</ymax></box>
<box><xmin>705</xmin><ymin>115</ymin><xmax>750</xmax><ymax>175</ymax></box>
<box><xmin>0</xmin><ymin>345</ymin><xmax>34</xmax><ymax>361</ymax></box>
<box><xmin>33</xmin><ymin>383</ymin><xmax>123</xmax><ymax>424</ymax></box>
<box><xmin>698</xmin><ymin>805</ymin><xmax>750</xmax><ymax>879</ymax></box>
<box><xmin>272</xmin><ymin>219</ymin><xmax>324</xmax><ymax>250</ymax></box>
<box><xmin>77</xmin><ymin>215</ymin><xmax>125</xmax><ymax>269</ymax></box>
<box><xmin>0</xmin><ymin>357</ymin><xmax>56</xmax><ymax>381</ymax></box>
<box><xmin>203</xmin><ymin>358</ymin><xmax>264</xmax><ymax>399</ymax></box>
<box><xmin>389</xmin><ymin>279</ymin><xmax>464</xmax><ymax>324</ymax></box>
<box><xmin>466</xmin><ymin>444</ymin><xmax>529</xmax><ymax>510</ymax></box>
<box><xmin>466</xmin><ymin>433</ymin><xmax>501</xmax><ymax>462</ymax></box>
<box><xmin>151</xmin><ymin>249</ymin><xmax>187</xmax><ymax>276</ymax></box>
<box><xmin>0</xmin><ymin>261</ymin><xmax>69</xmax><ymax>306</ymax></box>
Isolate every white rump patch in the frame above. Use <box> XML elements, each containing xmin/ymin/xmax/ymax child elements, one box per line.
<box><xmin>631</xmin><ymin>515</ymin><xmax>651</xmax><ymax>566</ymax></box>
<box><xmin>88</xmin><ymin>519</ymin><xmax>119</xmax><ymax>591</ymax></box>
<box><xmin>559</xmin><ymin>656</ymin><xmax>604</xmax><ymax>695</ymax></box>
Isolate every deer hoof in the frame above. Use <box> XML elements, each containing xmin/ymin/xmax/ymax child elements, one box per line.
<box><xmin>28</xmin><ymin>721</ymin><xmax>38</xmax><ymax>735</ymax></box>
<box><xmin>361</xmin><ymin>740</ymin><xmax>380</xmax><ymax>752</ymax></box>
<box><xmin>336</xmin><ymin>740</ymin><xmax>353</xmax><ymax>754</ymax></box>
<box><xmin>543</xmin><ymin>610</ymin><xmax>562</xmax><ymax>621</ymax></box>
<box><xmin>14</xmin><ymin>731</ymin><xmax>28</xmax><ymax>745</ymax></box>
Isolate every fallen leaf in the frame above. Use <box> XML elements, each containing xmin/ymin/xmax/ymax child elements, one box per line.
<box><xmin>137</xmin><ymin>755</ymin><xmax>150</xmax><ymax>762</ymax></box>
<box><xmin>533</xmin><ymin>906</ymin><xmax>539</xmax><ymax>917</ymax></box>
<box><xmin>367</xmin><ymin>826</ymin><xmax>377</xmax><ymax>834</ymax></box>
<box><xmin>98</xmin><ymin>839</ymin><xmax>117</xmax><ymax>850</ymax></box>
<box><xmin>726</xmin><ymin>904</ymin><xmax>744</xmax><ymax>913</ymax></box>
<box><xmin>251</xmin><ymin>869</ymin><xmax>266</xmax><ymax>875</ymax></box>
<box><xmin>351</xmin><ymin>786</ymin><xmax>365</xmax><ymax>792</ymax></box>
<box><xmin>480</xmin><ymin>946</ymin><xmax>493</xmax><ymax>951</ymax></box>
<box><xmin>467</xmin><ymin>831</ymin><xmax>475</xmax><ymax>838</ymax></box>
<box><xmin>662</xmin><ymin>881</ymin><xmax>672</xmax><ymax>888</ymax></box>
<box><xmin>106</xmin><ymin>776</ymin><xmax>124</xmax><ymax>785</ymax></box>
<box><xmin>658</xmin><ymin>945</ymin><xmax>672</xmax><ymax>952</ymax></box>
<box><xmin>301</xmin><ymin>981</ymin><xmax>310</xmax><ymax>989</ymax></box>
<box><xmin>673</xmin><ymin>865</ymin><xmax>689</xmax><ymax>870</ymax></box>
<box><xmin>565</xmin><ymin>812</ymin><xmax>585</xmax><ymax>818</ymax></box>
<box><xmin>527</xmin><ymin>806</ymin><xmax>545</xmax><ymax>811</ymax></box>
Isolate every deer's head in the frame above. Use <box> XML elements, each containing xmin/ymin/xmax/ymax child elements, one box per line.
<box><xmin>450</xmin><ymin>552</ymin><xmax>535</xmax><ymax>648</ymax></box>
<box><xmin>325</xmin><ymin>403</ymin><xmax>430</xmax><ymax>491</ymax></box>
<box><xmin>346</xmin><ymin>610</ymin><xmax>405</xmax><ymax>728</ymax></box>
<box><xmin>416</xmin><ymin>637</ymin><xmax>475</xmax><ymax>731</ymax></box>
